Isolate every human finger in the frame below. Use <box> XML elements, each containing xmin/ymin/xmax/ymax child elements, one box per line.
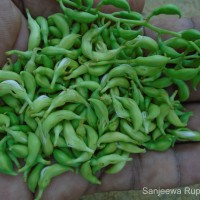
<box><xmin>0</xmin><ymin>0</ymin><xmax>28</xmax><ymax>66</ymax></box>
<box><xmin>13</xmin><ymin>0</ymin><xmax>145</xmax><ymax>17</ymax></box>
<box><xmin>0</xmin><ymin>174</ymin><xmax>33</xmax><ymax>200</ymax></box>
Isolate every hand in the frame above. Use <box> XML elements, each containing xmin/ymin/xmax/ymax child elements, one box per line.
<box><xmin>0</xmin><ymin>1</ymin><xmax>200</xmax><ymax>200</ymax></box>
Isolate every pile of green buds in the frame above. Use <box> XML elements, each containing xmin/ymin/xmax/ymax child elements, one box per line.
<box><xmin>0</xmin><ymin>0</ymin><xmax>200</xmax><ymax>199</ymax></box>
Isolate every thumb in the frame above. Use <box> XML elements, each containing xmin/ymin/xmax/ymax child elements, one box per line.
<box><xmin>0</xmin><ymin>0</ymin><xmax>28</xmax><ymax>66</ymax></box>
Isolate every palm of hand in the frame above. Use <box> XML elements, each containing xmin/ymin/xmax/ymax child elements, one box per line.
<box><xmin>0</xmin><ymin>0</ymin><xmax>200</xmax><ymax>200</ymax></box>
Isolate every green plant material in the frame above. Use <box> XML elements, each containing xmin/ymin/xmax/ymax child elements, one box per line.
<box><xmin>1</xmin><ymin>1</ymin><xmax>200</xmax><ymax>199</ymax></box>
